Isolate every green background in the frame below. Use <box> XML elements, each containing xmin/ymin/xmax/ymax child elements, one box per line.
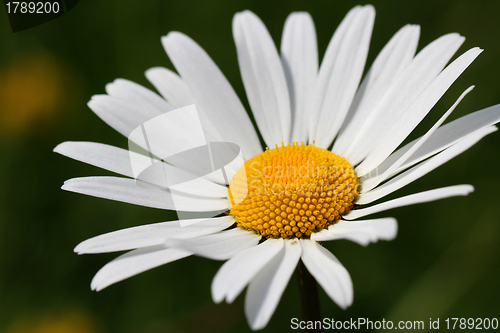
<box><xmin>1</xmin><ymin>0</ymin><xmax>499</xmax><ymax>332</ymax></box>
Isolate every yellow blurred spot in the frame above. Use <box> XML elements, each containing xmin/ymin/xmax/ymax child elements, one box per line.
<box><xmin>0</xmin><ymin>53</ymin><xmax>71</xmax><ymax>136</ymax></box>
<box><xmin>7</xmin><ymin>310</ymin><xmax>104</xmax><ymax>333</ymax></box>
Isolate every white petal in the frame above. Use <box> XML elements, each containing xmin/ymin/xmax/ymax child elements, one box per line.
<box><xmin>245</xmin><ymin>239</ymin><xmax>301</xmax><ymax>330</ymax></box>
<box><xmin>88</xmin><ymin>95</ymin><xmax>162</xmax><ymax>137</ymax></box>
<box><xmin>346</xmin><ymin>185</ymin><xmax>473</xmax><ymax>220</ymax></box>
<box><xmin>74</xmin><ymin>216</ymin><xmax>235</xmax><ymax>254</ymax></box>
<box><xmin>62</xmin><ymin>176</ymin><xmax>229</xmax><ymax>211</ymax></box>
<box><xmin>233</xmin><ymin>11</ymin><xmax>291</xmax><ymax>147</ymax></box>
<box><xmin>300</xmin><ymin>240</ymin><xmax>353</xmax><ymax>308</ymax></box>
<box><xmin>164</xmin><ymin>228</ymin><xmax>261</xmax><ymax>260</ymax></box>
<box><xmin>54</xmin><ymin>141</ymin><xmax>136</xmax><ymax>177</ymax></box>
<box><xmin>212</xmin><ymin>238</ymin><xmax>284</xmax><ymax>304</ymax></box>
<box><xmin>55</xmin><ymin>141</ymin><xmax>228</xmax><ymax>198</ymax></box>
<box><xmin>310</xmin><ymin>5</ymin><xmax>375</xmax><ymax>148</ymax></box>
<box><xmin>376</xmin><ymin>104</ymin><xmax>500</xmax><ymax>178</ymax></box>
<box><xmin>145</xmin><ymin>67</ymin><xmax>196</xmax><ymax>108</ymax></box>
<box><xmin>145</xmin><ymin>67</ymin><xmax>225</xmax><ymax>143</ymax></box>
<box><xmin>169</xmin><ymin>177</ymin><xmax>229</xmax><ymax>198</ymax></box>
<box><xmin>127</xmin><ymin>103</ymin><xmax>206</xmax><ymax>159</ymax></box>
<box><xmin>343</xmin><ymin>33</ymin><xmax>465</xmax><ymax>165</ymax></box>
<box><xmin>91</xmin><ymin>245</ymin><xmax>191</xmax><ymax>291</ymax></box>
<box><xmin>162</xmin><ymin>32</ymin><xmax>262</xmax><ymax>160</ymax></box>
<box><xmin>281</xmin><ymin>12</ymin><xmax>318</xmax><ymax>143</ymax></box>
<box><xmin>357</xmin><ymin>126</ymin><xmax>497</xmax><ymax>204</ymax></box>
<box><xmin>361</xmin><ymin>86</ymin><xmax>474</xmax><ymax>192</ymax></box>
<box><xmin>356</xmin><ymin>48</ymin><xmax>482</xmax><ymax>176</ymax></box>
<box><xmin>105</xmin><ymin>78</ymin><xmax>173</xmax><ymax>113</ymax></box>
<box><xmin>89</xmin><ymin>99</ymin><xmax>208</xmax><ymax>155</ymax></box>
<box><xmin>311</xmin><ymin>218</ymin><xmax>398</xmax><ymax>246</ymax></box>
<box><xmin>334</xmin><ymin>24</ymin><xmax>420</xmax><ymax>156</ymax></box>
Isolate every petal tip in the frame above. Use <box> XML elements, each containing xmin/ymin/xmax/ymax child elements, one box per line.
<box><xmin>74</xmin><ymin>241</ymin><xmax>88</xmax><ymax>254</ymax></box>
<box><xmin>53</xmin><ymin>142</ymin><xmax>65</xmax><ymax>153</ymax></box>
<box><xmin>211</xmin><ymin>292</ymin><xmax>225</xmax><ymax>304</ymax></box>
<box><xmin>162</xmin><ymin>31</ymin><xmax>185</xmax><ymax>46</ymax></box>
<box><xmin>363</xmin><ymin>4</ymin><xmax>375</xmax><ymax>14</ymax></box>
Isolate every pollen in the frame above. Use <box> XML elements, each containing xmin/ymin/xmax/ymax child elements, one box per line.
<box><xmin>228</xmin><ymin>143</ymin><xmax>359</xmax><ymax>239</ymax></box>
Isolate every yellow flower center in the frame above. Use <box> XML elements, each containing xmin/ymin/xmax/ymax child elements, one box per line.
<box><xmin>228</xmin><ymin>143</ymin><xmax>359</xmax><ymax>239</ymax></box>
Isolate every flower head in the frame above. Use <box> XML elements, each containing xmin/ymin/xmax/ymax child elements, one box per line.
<box><xmin>55</xmin><ymin>5</ymin><xmax>500</xmax><ymax>330</ymax></box>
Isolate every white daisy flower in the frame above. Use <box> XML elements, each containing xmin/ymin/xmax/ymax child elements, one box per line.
<box><xmin>55</xmin><ymin>5</ymin><xmax>500</xmax><ymax>330</ymax></box>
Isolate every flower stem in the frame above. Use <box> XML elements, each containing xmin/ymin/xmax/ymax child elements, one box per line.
<box><xmin>297</xmin><ymin>261</ymin><xmax>323</xmax><ymax>332</ymax></box>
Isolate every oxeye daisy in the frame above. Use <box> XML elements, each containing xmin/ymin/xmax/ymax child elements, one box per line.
<box><xmin>55</xmin><ymin>5</ymin><xmax>500</xmax><ymax>330</ymax></box>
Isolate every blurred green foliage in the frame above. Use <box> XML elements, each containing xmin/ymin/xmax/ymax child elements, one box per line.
<box><xmin>0</xmin><ymin>0</ymin><xmax>499</xmax><ymax>332</ymax></box>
